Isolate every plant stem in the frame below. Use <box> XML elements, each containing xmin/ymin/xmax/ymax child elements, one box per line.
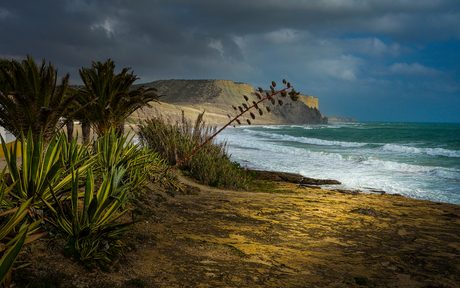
<box><xmin>169</xmin><ymin>86</ymin><xmax>293</xmax><ymax>171</ymax></box>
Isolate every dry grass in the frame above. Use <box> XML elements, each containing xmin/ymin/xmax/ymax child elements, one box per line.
<box><xmin>137</xmin><ymin>111</ymin><xmax>251</xmax><ymax>189</ymax></box>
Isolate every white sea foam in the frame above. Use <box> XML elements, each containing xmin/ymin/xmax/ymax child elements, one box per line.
<box><xmin>431</xmin><ymin>168</ymin><xmax>460</xmax><ymax>180</ymax></box>
<box><xmin>381</xmin><ymin>144</ymin><xmax>460</xmax><ymax>158</ymax></box>
<box><xmin>217</xmin><ymin>124</ymin><xmax>460</xmax><ymax>205</ymax></box>
<box><xmin>260</xmin><ymin>125</ymin><xmax>283</xmax><ymax>129</ymax></box>
<box><xmin>244</xmin><ymin>130</ymin><xmax>367</xmax><ymax>147</ymax></box>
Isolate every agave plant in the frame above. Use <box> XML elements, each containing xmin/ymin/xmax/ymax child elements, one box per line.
<box><xmin>92</xmin><ymin>129</ymin><xmax>166</xmax><ymax>191</ymax></box>
<box><xmin>44</xmin><ymin>167</ymin><xmax>135</xmax><ymax>262</ymax></box>
<box><xmin>0</xmin><ymin>184</ymin><xmax>45</xmax><ymax>286</ymax></box>
<box><xmin>57</xmin><ymin>131</ymin><xmax>93</xmax><ymax>170</ymax></box>
<box><xmin>1</xmin><ymin>130</ymin><xmax>93</xmax><ymax>208</ymax></box>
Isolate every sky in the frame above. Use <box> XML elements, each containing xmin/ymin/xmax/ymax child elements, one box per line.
<box><xmin>1</xmin><ymin>0</ymin><xmax>459</xmax><ymax>122</ymax></box>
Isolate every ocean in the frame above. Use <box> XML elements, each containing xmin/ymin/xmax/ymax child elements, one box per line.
<box><xmin>214</xmin><ymin>122</ymin><xmax>460</xmax><ymax>205</ymax></box>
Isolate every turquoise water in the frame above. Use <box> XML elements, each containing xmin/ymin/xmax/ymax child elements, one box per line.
<box><xmin>215</xmin><ymin>122</ymin><xmax>460</xmax><ymax>205</ymax></box>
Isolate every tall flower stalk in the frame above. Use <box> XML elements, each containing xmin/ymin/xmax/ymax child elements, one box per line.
<box><xmin>169</xmin><ymin>80</ymin><xmax>299</xmax><ymax>171</ymax></box>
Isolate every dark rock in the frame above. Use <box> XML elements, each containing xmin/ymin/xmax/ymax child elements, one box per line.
<box><xmin>300</xmin><ymin>177</ymin><xmax>341</xmax><ymax>185</ymax></box>
<box><xmin>269</xmin><ymin>101</ymin><xmax>328</xmax><ymax>124</ymax></box>
<box><xmin>332</xmin><ymin>189</ymin><xmax>361</xmax><ymax>195</ymax></box>
<box><xmin>250</xmin><ymin>170</ymin><xmax>341</xmax><ymax>185</ymax></box>
<box><xmin>297</xmin><ymin>184</ymin><xmax>322</xmax><ymax>189</ymax></box>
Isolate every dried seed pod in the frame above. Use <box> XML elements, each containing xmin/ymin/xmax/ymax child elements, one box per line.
<box><xmin>227</xmin><ymin>114</ymin><xmax>231</xmax><ymax>119</ymax></box>
<box><xmin>278</xmin><ymin>99</ymin><xmax>283</xmax><ymax>106</ymax></box>
<box><xmin>252</xmin><ymin>101</ymin><xmax>259</xmax><ymax>109</ymax></box>
<box><xmin>255</xmin><ymin>93</ymin><xmax>262</xmax><ymax>100</ymax></box>
<box><xmin>232</xmin><ymin>105</ymin><xmax>237</xmax><ymax>110</ymax></box>
<box><xmin>236</xmin><ymin>119</ymin><xmax>241</xmax><ymax>124</ymax></box>
<box><xmin>243</xmin><ymin>95</ymin><xmax>249</xmax><ymax>102</ymax></box>
<box><xmin>270</xmin><ymin>86</ymin><xmax>275</xmax><ymax>93</ymax></box>
<box><xmin>282</xmin><ymin>79</ymin><xmax>287</xmax><ymax>85</ymax></box>
<box><xmin>266</xmin><ymin>92</ymin><xmax>271</xmax><ymax>97</ymax></box>
<box><xmin>247</xmin><ymin>119</ymin><xmax>251</xmax><ymax>125</ymax></box>
<box><xmin>289</xmin><ymin>90</ymin><xmax>300</xmax><ymax>101</ymax></box>
<box><xmin>287</xmin><ymin>82</ymin><xmax>291</xmax><ymax>88</ymax></box>
<box><xmin>272</xmin><ymin>81</ymin><xmax>276</xmax><ymax>87</ymax></box>
<box><xmin>270</xmin><ymin>98</ymin><xmax>275</xmax><ymax>105</ymax></box>
<box><xmin>242</xmin><ymin>103</ymin><xmax>248</xmax><ymax>109</ymax></box>
<box><xmin>281</xmin><ymin>91</ymin><xmax>287</xmax><ymax>97</ymax></box>
<box><xmin>266</xmin><ymin>106</ymin><xmax>271</xmax><ymax>112</ymax></box>
<box><xmin>250</xmin><ymin>112</ymin><xmax>255</xmax><ymax>119</ymax></box>
<box><xmin>238</xmin><ymin>106</ymin><xmax>243</xmax><ymax>113</ymax></box>
<box><xmin>258</xmin><ymin>87</ymin><xmax>264</xmax><ymax>93</ymax></box>
<box><xmin>258</xmin><ymin>109</ymin><xmax>263</xmax><ymax>116</ymax></box>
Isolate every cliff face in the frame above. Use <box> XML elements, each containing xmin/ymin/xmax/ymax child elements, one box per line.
<box><xmin>298</xmin><ymin>95</ymin><xmax>318</xmax><ymax>109</ymax></box>
<box><xmin>133</xmin><ymin>79</ymin><xmax>328</xmax><ymax>125</ymax></box>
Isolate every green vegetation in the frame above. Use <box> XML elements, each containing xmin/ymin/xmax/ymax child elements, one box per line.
<box><xmin>1</xmin><ymin>130</ymin><xmax>93</xmax><ymax>208</ymax></box>
<box><xmin>92</xmin><ymin>129</ymin><xmax>166</xmax><ymax>192</ymax></box>
<box><xmin>44</xmin><ymin>167</ymin><xmax>134</xmax><ymax>262</ymax></box>
<box><xmin>137</xmin><ymin>111</ymin><xmax>251</xmax><ymax>189</ymax></box>
<box><xmin>77</xmin><ymin>59</ymin><xmax>160</xmax><ymax>139</ymax></box>
<box><xmin>0</xmin><ymin>55</ymin><xmax>78</xmax><ymax>143</ymax></box>
<box><xmin>0</xmin><ymin>54</ymin><xmax>292</xmax><ymax>286</ymax></box>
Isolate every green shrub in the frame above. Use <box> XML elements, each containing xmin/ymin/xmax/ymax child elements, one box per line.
<box><xmin>137</xmin><ymin>112</ymin><xmax>251</xmax><ymax>189</ymax></box>
<box><xmin>44</xmin><ymin>167</ymin><xmax>135</xmax><ymax>262</ymax></box>
<box><xmin>1</xmin><ymin>130</ymin><xmax>93</xmax><ymax>209</ymax></box>
<box><xmin>91</xmin><ymin>129</ymin><xmax>167</xmax><ymax>192</ymax></box>
<box><xmin>0</xmin><ymin>171</ymin><xmax>45</xmax><ymax>285</ymax></box>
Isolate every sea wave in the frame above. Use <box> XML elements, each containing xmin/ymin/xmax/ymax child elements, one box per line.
<box><xmin>244</xmin><ymin>130</ymin><xmax>367</xmax><ymax>147</ymax></box>
<box><xmin>362</xmin><ymin>158</ymin><xmax>460</xmax><ymax>180</ymax></box>
<box><xmin>431</xmin><ymin>168</ymin><xmax>460</xmax><ymax>181</ymax></box>
<box><xmin>260</xmin><ymin>125</ymin><xmax>283</xmax><ymax>129</ymax></box>
<box><xmin>381</xmin><ymin>144</ymin><xmax>460</xmax><ymax>158</ymax></box>
<box><xmin>226</xmin><ymin>137</ymin><xmax>344</xmax><ymax>160</ymax></box>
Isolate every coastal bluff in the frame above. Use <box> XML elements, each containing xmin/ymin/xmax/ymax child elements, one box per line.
<box><xmin>132</xmin><ymin>79</ymin><xmax>328</xmax><ymax>125</ymax></box>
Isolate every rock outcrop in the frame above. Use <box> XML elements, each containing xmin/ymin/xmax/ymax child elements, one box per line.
<box><xmin>133</xmin><ymin>79</ymin><xmax>328</xmax><ymax>125</ymax></box>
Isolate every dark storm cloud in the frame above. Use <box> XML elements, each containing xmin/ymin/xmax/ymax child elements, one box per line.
<box><xmin>1</xmin><ymin>0</ymin><xmax>459</xmax><ymax>121</ymax></box>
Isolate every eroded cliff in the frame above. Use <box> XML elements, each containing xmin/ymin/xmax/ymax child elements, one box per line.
<box><xmin>133</xmin><ymin>79</ymin><xmax>328</xmax><ymax>125</ymax></box>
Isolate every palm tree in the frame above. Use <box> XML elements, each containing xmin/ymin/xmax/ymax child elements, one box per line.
<box><xmin>0</xmin><ymin>55</ymin><xmax>77</xmax><ymax>143</ymax></box>
<box><xmin>78</xmin><ymin>59</ymin><xmax>160</xmax><ymax>140</ymax></box>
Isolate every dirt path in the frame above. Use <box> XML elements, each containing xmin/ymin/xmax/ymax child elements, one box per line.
<box><xmin>17</xmin><ymin>174</ymin><xmax>460</xmax><ymax>288</ymax></box>
<box><xmin>122</xmin><ymin>176</ymin><xmax>460</xmax><ymax>288</ymax></box>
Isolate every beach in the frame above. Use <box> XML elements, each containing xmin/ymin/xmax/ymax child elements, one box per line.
<box><xmin>17</xmin><ymin>171</ymin><xmax>460</xmax><ymax>287</ymax></box>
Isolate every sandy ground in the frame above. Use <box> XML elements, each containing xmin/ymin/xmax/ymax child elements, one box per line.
<box><xmin>14</xmin><ymin>172</ymin><xmax>460</xmax><ymax>288</ymax></box>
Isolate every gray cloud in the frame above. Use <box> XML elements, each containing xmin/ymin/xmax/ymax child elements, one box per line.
<box><xmin>0</xmin><ymin>0</ymin><xmax>459</xmax><ymax>121</ymax></box>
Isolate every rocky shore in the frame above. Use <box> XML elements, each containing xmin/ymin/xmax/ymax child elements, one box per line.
<box><xmin>18</xmin><ymin>170</ymin><xmax>460</xmax><ymax>287</ymax></box>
